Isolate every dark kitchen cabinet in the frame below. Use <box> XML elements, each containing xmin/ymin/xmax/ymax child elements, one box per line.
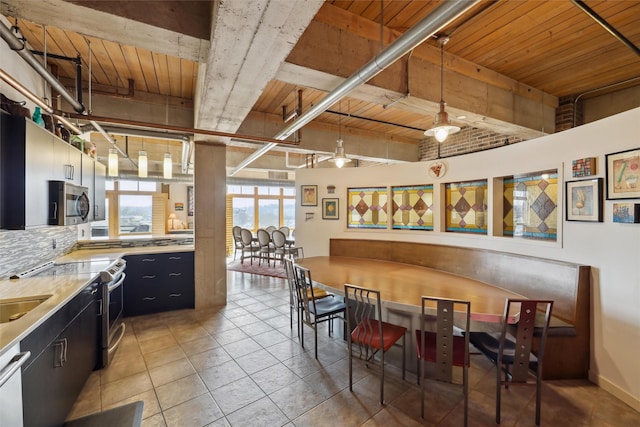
<box><xmin>20</xmin><ymin>282</ymin><xmax>99</xmax><ymax>427</ymax></box>
<box><xmin>0</xmin><ymin>113</ymin><xmax>53</xmax><ymax>229</ymax></box>
<box><xmin>123</xmin><ymin>251</ymin><xmax>195</xmax><ymax>316</ymax></box>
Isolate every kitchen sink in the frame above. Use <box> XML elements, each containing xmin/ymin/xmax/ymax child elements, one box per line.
<box><xmin>0</xmin><ymin>295</ymin><xmax>51</xmax><ymax>324</ymax></box>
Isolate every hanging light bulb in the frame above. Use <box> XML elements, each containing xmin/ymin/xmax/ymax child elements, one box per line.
<box><xmin>163</xmin><ymin>151</ymin><xmax>172</xmax><ymax>179</ymax></box>
<box><xmin>138</xmin><ymin>138</ymin><xmax>148</xmax><ymax>178</ymax></box>
<box><xmin>329</xmin><ymin>101</ymin><xmax>352</xmax><ymax>168</ymax></box>
<box><xmin>108</xmin><ymin>148</ymin><xmax>118</xmax><ymax>177</ymax></box>
<box><xmin>138</xmin><ymin>150</ymin><xmax>148</xmax><ymax>178</ymax></box>
<box><xmin>424</xmin><ymin>37</ymin><xmax>460</xmax><ymax>142</ymax></box>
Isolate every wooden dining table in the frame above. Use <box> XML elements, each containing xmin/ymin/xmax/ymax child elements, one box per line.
<box><xmin>296</xmin><ymin>256</ymin><xmax>526</xmax><ymax>324</ymax></box>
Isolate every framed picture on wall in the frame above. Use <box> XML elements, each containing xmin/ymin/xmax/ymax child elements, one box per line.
<box><xmin>606</xmin><ymin>148</ymin><xmax>640</xmax><ymax>199</ymax></box>
<box><xmin>187</xmin><ymin>186</ymin><xmax>194</xmax><ymax>216</ymax></box>
<box><xmin>301</xmin><ymin>185</ymin><xmax>318</xmax><ymax>206</ymax></box>
<box><xmin>566</xmin><ymin>178</ymin><xmax>603</xmax><ymax>222</ymax></box>
<box><xmin>322</xmin><ymin>198</ymin><xmax>339</xmax><ymax>220</ymax></box>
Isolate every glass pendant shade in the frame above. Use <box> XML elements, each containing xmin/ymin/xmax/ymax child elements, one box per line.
<box><xmin>424</xmin><ymin>101</ymin><xmax>461</xmax><ymax>142</ymax></box>
<box><xmin>108</xmin><ymin>148</ymin><xmax>118</xmax><ymax>177</ymax></box>
<box><xmin>138</xmin><ymin>150</ymin><xmax>148</xmax><ymax>178</ymax></box>
<box><xmin>329</xmin><ymin>139</ymin><xmax>351</xmax><ymax>168</ymax></box>
<box><xmin>163</xmin><ymin>152</ymin><xmax>172</xmax><ymax>179</ymax></box>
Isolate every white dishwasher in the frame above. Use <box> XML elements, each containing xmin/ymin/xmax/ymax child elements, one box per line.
<box><xmin>0</xmin><ymin>343</ymin><xmax>30</xmax><ymax>427</ymax></box>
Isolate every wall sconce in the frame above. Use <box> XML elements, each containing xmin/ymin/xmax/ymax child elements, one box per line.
<box><xmin>327</xmin><ymin>185</ymin><xmax>336</xmax><ymax>194</ymax></box>
<box><xmin>108</xmin><ymin>148</ymin><xmax>118</xmax><ymax>177</ymax></box>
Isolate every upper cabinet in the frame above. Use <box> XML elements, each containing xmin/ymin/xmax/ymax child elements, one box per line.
<box><xmin>53</xmin><ymin>137</ymin><xmax>82</xmax><ymax>185</ymax></box>
<box><xmin>1</xmin><ymin>113</ymin><xmax>53</xmax><ymax>229</ymax></box>
<box><xmin>0</xmin><ymin>114</ymin><xmax>106</xmax><ymax>229</ymax></box>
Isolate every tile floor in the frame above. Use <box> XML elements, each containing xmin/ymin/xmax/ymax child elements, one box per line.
<box><xmin>67</xmin><ymin>271</ymin><xmax>640</xmax><ymax>427</ymax></box>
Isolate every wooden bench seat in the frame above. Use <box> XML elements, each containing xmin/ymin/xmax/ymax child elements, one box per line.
<box><xmin>330</xmin><ymin>239</ymin><xmax>590</xmax><ymax>379</ymax></box>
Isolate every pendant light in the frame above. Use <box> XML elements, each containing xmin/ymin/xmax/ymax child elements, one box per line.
<box><xmin>163</xmin><ymin>142</ymin><xmax>172</xmax><ymax>179</ymax></box>
<box><xmin>108</xmin><ymin>147</ymin><xmax>118</xmax><ymax>177</ymax></box>
<box><xmin>329</xmin><ymin>101</ymin><xmax>351</xmax><ymax>168</ymax></box>
<box><xmin>424</xmin><ymin>37</ymin><xmax>460</xmax><ymax>143</ymax></box>
<box><xmin>138</xmin><ymin>138</ymin><xmax>148</xmax><ymax>178</ymax></box>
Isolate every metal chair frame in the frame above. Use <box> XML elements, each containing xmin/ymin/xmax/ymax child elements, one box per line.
<box><xmin>418</xmin><ymin>296</ymin><xmax>471</xmax><ymax>424</ymax></box>
<box><xmin>231</xmin><ymin>225</ymin><xmax>243</xmax><ymax>261</ymax></box>
<box><xmin>344</xmin><ymin>284</ymin><xmax>407</xmax><ymax>404</ymax></box>
<box><xmin>294</xmin><ymin>265</ymin><xmax>346</xmax><ymax>359</ymax></box>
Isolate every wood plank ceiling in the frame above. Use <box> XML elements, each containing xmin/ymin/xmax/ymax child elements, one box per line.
<box><xmin>2</xmin><ymin>0</ymin><xmax>639</xmax><ymax>173</ymax></box>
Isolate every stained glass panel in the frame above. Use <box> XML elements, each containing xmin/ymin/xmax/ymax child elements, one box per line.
<box><xmin>391</xmin><ymin>185</ymin><xmax>434</xmax><ymax>230</ymax></box>
<box><xmin>347</xmin><ymin>187</ymin><xmax>388</xmax><ymax>229</ymax></box>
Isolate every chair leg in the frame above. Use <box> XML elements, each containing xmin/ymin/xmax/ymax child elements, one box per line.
<box><xmin>463</xmin><ymin>360</ymin><xmax>469</xmax><ymax>427</ymax></box>
<box><xmin>496</xmin><ymin>363</ymin><xmax>502</xmax><ymax>424</ymax></box>
<box><xmin>535</xmin><ymin>372</ymin><xmax>542</xmax><ymax>425</ymax></box>
<box><xmin>401</xmin><ymin>334</ymin><xmax>406</xmax><ymax>380</ymax></box>
<box><xmin>348</xmin><ymin>342</ymin><xmax>353</xmax><ymax>392</ymax></box>
<box><xmin>420</xmin><ymin>356</ymin><xmax>425</xmax><ymax>418</ymax></box>
<box><xmin>380</xmin><ymin>347</ymin><xmax>385</xmax><ymax>404</ymax></box>
<box><xmin>314</xmin><ymin>323</ymin><xmax>318</xmax><ymax>359</ymax></box>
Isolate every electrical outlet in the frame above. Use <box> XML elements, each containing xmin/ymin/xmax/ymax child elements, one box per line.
<box><xmin>52</xmin><ymin>239</ymin><xmax>57</xmax><ymax>249</ymax></box>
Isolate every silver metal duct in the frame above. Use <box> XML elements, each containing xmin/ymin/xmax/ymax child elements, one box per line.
<box><xmin>230</xmin><ymin>0</ymin><xmax>480</xmax><ymax>176</ymax></box>
<box><xmin>0</xmin><ymin>20</ymin><xmax>86</xmax><ymax>113</ymax></box>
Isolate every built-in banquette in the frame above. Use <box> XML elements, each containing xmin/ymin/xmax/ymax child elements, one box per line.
<box><xmin>330</xmin><ymin>239</ymin><xmax>590</xmax><ymax>380</ymax></box>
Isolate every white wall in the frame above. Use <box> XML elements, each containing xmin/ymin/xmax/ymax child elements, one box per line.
<box><xmin>296</xmin><ymin>107</ymin><xmax>640</xmax><ymax>411</ymax></box>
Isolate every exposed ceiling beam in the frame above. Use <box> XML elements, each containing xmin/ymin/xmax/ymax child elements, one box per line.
<box><xmin>195</xmin><ymin>0</ymin><xmax>323</xmax><ymax>132</ymax></box>
<box><xmin>0</xmin><ymin>0</ymin><xmax>209</xmax><ymax>61</ymax></box>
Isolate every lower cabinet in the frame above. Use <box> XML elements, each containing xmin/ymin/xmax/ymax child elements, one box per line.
<box><xmin>20</xmin><ymin>282</ymin><xmax>99</xmax><ymax>427</ymax></box>
<box><xmin>123</xmin><ymin>251</ymin><xmax>195</xmax><ymax>317</ymax></box>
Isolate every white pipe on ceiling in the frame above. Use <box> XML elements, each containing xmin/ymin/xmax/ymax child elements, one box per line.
<box><xmin>229</xmin><ymin>0</ymin><xmax>480</xmax><ymax>176</ymax></box>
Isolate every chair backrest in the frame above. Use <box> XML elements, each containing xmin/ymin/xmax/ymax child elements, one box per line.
<box><xmin>283</xmin><ymin>257</ymin><xmax>299</xmax><ymax>308</ymax></box>
<box><xmin>265</xmin><ymin>225</ymin><xmax>277</xmax><ymax>237</ymax></box>
<box><xmin>293</xmin><ymin>264</ymin><xmax>317</xmax><ymax>324</ymax></box>
<box><xmin>279</xmin><ymin>226</ymin><xmax>290</xmax><ymax>238</ymax></box>
<box><xmin>344</xmin><ymin>284</ymin><xmax>383</xmax><ymax>354</ymax></box>
<box><xmin>232</xmin><ymin>226</ymin><xmax>242</xmax><ymax>244</ymax></box>
<box><xmin>500</xmin><ymin>299</ymin><xmax>553</xmax><ymax>382</ymax></box>
<box><xmin>240</xmin><ymin>228</ymin><xmax>254</xmax><ymax>246</ymax></box>
<box><xmin>421</xmin><ymin>296</ymin><xmax>471</xmax><ymax>382</ymax></box>
<box><xmin>256</xmin><ymin>228</ymin><xmax>271</xmax><ymax>247</ymax></box>
<box><xmin>271</xmin><ymin>229</ymin><xmax>286</xmax><ymax>249</ymax></box>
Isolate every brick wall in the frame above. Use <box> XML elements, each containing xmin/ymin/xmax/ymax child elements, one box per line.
<box><xmin>419</xmin><ymin>127</ymin><xmax>526</xmax><ymax>161</ymax></box>
<box><xmin>556</xmin><ymin>95</ymin><xmax>583</xmax><ymax>132</ymax></box>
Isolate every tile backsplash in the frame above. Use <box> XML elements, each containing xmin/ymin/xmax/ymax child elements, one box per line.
<box><xmin>0</xmin><ymin>226</ymin><xmax>77</xmax><ymax>279</ymax></box>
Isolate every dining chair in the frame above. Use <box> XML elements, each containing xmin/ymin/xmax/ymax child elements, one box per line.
<box><xmin>231</xmin><ymin>226</ymin><xmax>243</xmax><ymax>261</ymax></box>
<box><xmin>283</xmin><ymin>257</ymin><xmax>329</xmax><ymax>337</ymax></box>
<box><xmin>294</xmin><ymin>264</ymin><xmax>346</xmax><ymax>359</ymax></box>
<box><xmin>265</xmin><ymin>225</ymin><xmax>277</xmax><ymax>238</ymax></box>
<box><xmin>344</xmin><ymin>284</ymin><xmax>407</xmax><ymax>405</ymax></box>
<box><xmin>256</xmin><ymin>228</ymin><xmax>274</xmax><ymax>266</ymax></box>
<box><xmin>239</xmin><ymin>228</ymin><xmax>259</xmax><ymax>265</ymax></box>
<box><xmin>416</xmin><ymin>296</ymin><xmax>471</xmax><ymax>424</ymax></box>
<box><xmin>469</xmin><ymin>299</ymin><xmax>554</xmax><ymax>425</ymax></box>
<box><xmin>271</xmin><ymin>229</ymin><xmax>287</xmax><ymax>265</ymax></box>
<box><xmin>279</xmin><ymin>225</ymin><xmax>291</xmax><ymax>238</ymax></box>
<box><xmin>287</xmin><ymin>246</ymin><xmax>304</xmax><ymax>260</ymax></box>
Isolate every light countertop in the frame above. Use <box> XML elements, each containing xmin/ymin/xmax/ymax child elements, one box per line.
<box><xmin>0</xmin><ymin>245</ymin><xmax>194</xmax><ymax>357</ymax></box>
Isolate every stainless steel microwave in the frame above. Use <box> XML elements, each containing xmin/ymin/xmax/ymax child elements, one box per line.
<box><xmin>48</xmin><ymin>181</ymin><xmax>91</xmax><ymax>225</ymax></box>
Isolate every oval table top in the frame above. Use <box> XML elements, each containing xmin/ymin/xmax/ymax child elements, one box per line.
<box><xmin>296</xmin><ymin>256</ymin><xmax>525</xmax><ymax>323</ymax></box>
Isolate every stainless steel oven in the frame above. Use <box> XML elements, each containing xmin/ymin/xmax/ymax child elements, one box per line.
<box><xmin>99</xmin><ymin>259</ymin><xmax>127</xmax><ymax>368</ymax></box>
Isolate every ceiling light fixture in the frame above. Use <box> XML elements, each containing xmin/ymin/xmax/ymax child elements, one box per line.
<box><xmin>424</xmin><ymin>37</ymin><xmax>460</xmax><ymax>143</ymax></box>
<box><xmin>108</xmin><ymin>148</ymin><xmax>118</xmax><ymax>177</ymax></box>
<box><xmin>329</xmin><ymin>102</ymin><xmax>351</xmax><ymax>168</ymax></box>
<box><xmin>138</xmin><ymin>138</ymin><xmax>147</xmax><ymax>178</ymax></box>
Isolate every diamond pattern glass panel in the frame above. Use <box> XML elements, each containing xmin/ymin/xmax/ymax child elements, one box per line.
<box><xmin>347</xmin><ymin>187</ymin><xmax>388</xmax><ymax>229</ymax></box>
<box><xmin>445</xmin><ymin>180</ymin><xmax>488</xmax><ymax>234</ymax></box>
<box><xmin>391</xmin><ymin>185</ymin><xmax>434</xmax><ymax>230</ymax></box>
<box><xmin>503</xmin><ymin>170</ymin><xmax>558</xmax><ymax>241</ymax></box>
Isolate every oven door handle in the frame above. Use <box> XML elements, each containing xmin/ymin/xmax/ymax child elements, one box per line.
<box><xmin>108</xmin><ymin>323</ymin><xmax>126</xmax><ymax>355</ymax></box>
<box><xmin>107</xmin><ymin>273</ymin><xmax>126</xmax><ymax>292</ymax></box>
<box><xmin>0</xmin><ymin>351</ymin><xmax>31</xmax><ymax>388</ymax></box>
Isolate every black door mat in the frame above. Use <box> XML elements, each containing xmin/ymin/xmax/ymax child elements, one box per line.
<box><xmin>63</xmin><ymin>401</ymin><xmax>143</xmax><ymax>427</ymax></box>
